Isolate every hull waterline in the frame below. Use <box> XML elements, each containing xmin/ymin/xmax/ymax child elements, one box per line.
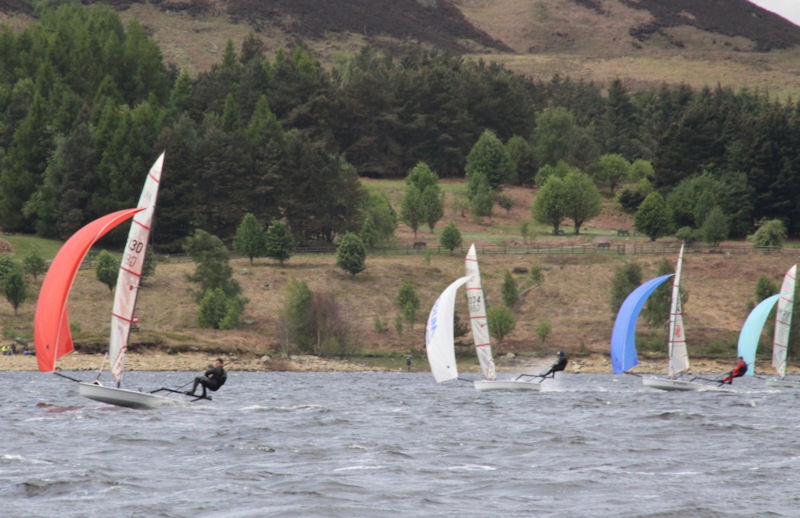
<box><xmin>642</xmin><ymin>377</ymin><xmax>728</xmax><ymax>392</ymax></box>
<box><xmin>79</xmin><ymin>382</ymin><xmax>187</xmax><ymax>409</ymax></box>
<box><xmin>474</xmin><ymin>379</ymin><xmax>542</xmax><ymax>391</ymax></box>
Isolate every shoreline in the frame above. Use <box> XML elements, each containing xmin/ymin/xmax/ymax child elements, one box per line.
<box><xmin>1</xmin><ymin>351</ymin><xmax>792</xmax><ymax>376</ymax></box>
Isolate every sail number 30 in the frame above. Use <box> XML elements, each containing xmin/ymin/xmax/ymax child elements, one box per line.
<box><xmin>129</xmin><ymin>239</ymin><xmax>145</xmax><ymax>254</ymax></box>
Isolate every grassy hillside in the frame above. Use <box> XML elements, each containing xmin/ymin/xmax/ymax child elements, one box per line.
<box><xmin>1</xmin><ymin>182</ymin><xmax>794</xmax><ymax>367</ymax></box>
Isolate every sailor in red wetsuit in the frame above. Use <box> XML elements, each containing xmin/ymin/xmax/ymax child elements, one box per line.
<box><xmin>720</xmin><ymin>356</ymin><xmax>747</xmax><ymax>384</ymax></box>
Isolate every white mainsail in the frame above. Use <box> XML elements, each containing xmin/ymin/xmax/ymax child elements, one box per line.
<box><xmin>773</xmin><ymin>264</ymin><xmax>796</xmax><ymax>377</ymax></box>
<box><xmin>464</xmin><ymin>244</ymin><xmax>496</xmax><ymax>381</ymax></box>
<box><xmin>668</xmin><ymin>242</ymin><xmax>690</xmax><ymax>377</ymax></box>
<box><xmin>109</xmin><ymin>153</ymin><xmax>165</xmax><ymax>384</ymax></box>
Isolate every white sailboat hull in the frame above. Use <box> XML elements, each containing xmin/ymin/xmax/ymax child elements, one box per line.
<box><xmin>765</xmin><ymin>378</ymin><xmax>800</xmax><ymax>388</ymax></box>
<box><xmin>642</xmin><ymin>377</ymin><xmax>726</xmax><ymax>392</ymax></box>
<box><xmin>79</xmin><ymin>382</ymin><xmax>187</xmax><ymax>409</ymax></box>
<box><xmin>474</xmin><ymin>379</ymin><xmax>542</xmax><ymax>391</ymax></box>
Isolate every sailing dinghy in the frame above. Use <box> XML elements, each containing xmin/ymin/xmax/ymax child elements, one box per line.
<box><xmin>768</xmin><ymin>265</ymin><xmax>800</xmax><ymax>387</ymax></box>
<box><xmin>425</xmin><ymin>244</ymin><xmax>541</xmax><ymax>391</ymax></box>
<box><xmin>611</xmin><ymin>243</ymin><xmax>721</xmax><ymax>391</ymax></box>
<box><xmin>35</xmin><ymin>153</ymin><xmax>189</xmax><ymax>409</ymax></box>
<box><xmin>737</xmin><ymin>264</ymin><xmax>800</xmax><ymax>388</ymax></box>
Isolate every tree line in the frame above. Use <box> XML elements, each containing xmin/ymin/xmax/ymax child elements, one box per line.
<box><xmin>2</xmin><ymin>3</ymin><xmax>800</xmax><ymax>253</ymax></box>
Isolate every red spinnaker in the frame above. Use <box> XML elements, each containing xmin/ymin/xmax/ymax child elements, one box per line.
<box><xmin>34</xmin><ymin>208</ymin><xmax>143</xmax><ymax>372</ymax></box>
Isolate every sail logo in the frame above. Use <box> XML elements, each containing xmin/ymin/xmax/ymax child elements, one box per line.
<box><xmin>426</xmin><ymin>296</ymin><xmax>441</xmax><ymax>346</ymax></box>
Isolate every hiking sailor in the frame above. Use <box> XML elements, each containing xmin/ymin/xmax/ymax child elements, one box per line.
<box><xmin>187</xmin><ymin>358</ymin><xmax>227</xmax><ymax>398</ymax></box>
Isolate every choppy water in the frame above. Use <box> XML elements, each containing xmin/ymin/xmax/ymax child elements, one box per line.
<box><xmin>2</xmin><ymin>370</ymin><xmax>800</xmax><ymax>517</ymax></box>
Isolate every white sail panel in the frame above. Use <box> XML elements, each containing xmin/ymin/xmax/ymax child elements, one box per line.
<box><xmin>425</xmin><ymin>276</ymin><xmax>471</xmax><ymax>383</ymax></box>
<box><xmin>109</xmin><ymin>153</ymin><xmax>164</xmax><ymax>383</ymax></box>
<box><xmin>773</xmin><ymin>264</ymin><xmax>796</xmax><ymax>377</ymax></box>
<box><xmin>464</xmin><ymin>244</ymin><xmax>496</xmax><ymax>381</ymax></box>
<box><xmin>668</xmin><ymin>243</ymin><xmax>690</xmax><ymax>376</ymax></box>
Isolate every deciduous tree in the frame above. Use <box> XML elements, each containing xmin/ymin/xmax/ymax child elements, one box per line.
<box><xmin>562</xmin><ymin>170</ymin><xmax>602</xmax><ymax>234</ymax></box>
<box><xmin>532</xmin><ymin>175</ymin><xmax>566</xmax><ymax>234</ymax></box>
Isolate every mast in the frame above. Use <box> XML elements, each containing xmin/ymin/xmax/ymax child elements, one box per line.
<box><xmin>668</xmin><ymin>242</ymin><xmax>690</xmax><ymax>377</ymax></box>
<box><xmin>464</xmin><ymin>244</ymin><xmax>496</xmax><ymax>381</ymax></box>
<box><xmin>109</xmin><ymin>153</ymin><xmax>165</xmax><ymax>386</ymax></box>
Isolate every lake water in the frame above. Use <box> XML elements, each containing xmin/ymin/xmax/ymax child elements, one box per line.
<box><xmin>2</xmin><ymin>370</ymin><xmax>799</xmax><ymax>517</ymax></box>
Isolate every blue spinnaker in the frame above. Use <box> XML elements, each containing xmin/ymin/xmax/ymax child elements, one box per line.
<box><xmin>737</xmin><ymin>294</ymin><xmax>780</xmax><ymax>375</ymax></box>
<box><xmin>610</xmin><ymin>274</ymin><xmax>674</xmax><ymax>375</ymax></box>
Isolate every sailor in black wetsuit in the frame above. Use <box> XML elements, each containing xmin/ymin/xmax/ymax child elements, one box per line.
<box><xmin>542</xmin><ymin>350</ymin><xmax>568</xmax><ymax>378</ymax></box>
<box><xmin>187</xmin><ymin>358</ymin><xmax>227</xmax><ymax>398</ymax></box>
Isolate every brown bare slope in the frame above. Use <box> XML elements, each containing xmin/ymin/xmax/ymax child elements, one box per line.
<box><xmin>621</xmin><ymin>0</ymin><xmax>800</xmax><ymax>51</ymax></box>
<box><xmin>6</xmin><ymin>1</ymin><xmax>800</xmax><ymax>96</ymax></box>
<box><xmin>6</xmin><ymin>0</ymin><xmax>800</xmax><ymax>55</ymax></box>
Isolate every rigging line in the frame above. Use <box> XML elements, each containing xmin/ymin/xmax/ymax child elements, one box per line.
<box><xmin>94</xmin><ymin>353</ymin><xmax>108</xmax><ymax>381</ymax></box>
<box><xmin>53</xmin><ymin>371</ymin><xmax>82</xmax><ymax>383</ymax></box>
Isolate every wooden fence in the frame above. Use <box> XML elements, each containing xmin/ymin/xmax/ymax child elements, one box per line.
<box><xmin>293</xmin><ymin>242</ymin><xmax>798</xmax><ymax>258</ymax></box>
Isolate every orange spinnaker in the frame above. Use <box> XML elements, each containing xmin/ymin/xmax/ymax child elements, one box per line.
<box><xmin>34</xmin><ymin>208</ymin><xmax>144</xmax><ymax>372</ymax></box>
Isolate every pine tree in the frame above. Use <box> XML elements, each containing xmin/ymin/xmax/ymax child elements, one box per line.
<box><xmin>488</xmin><ymin>305</ymin><xmax>515</xmax><ymax>344</ymax></box>
<box><xmin>23</xmin><ymin>250</ymin><xmax>47</xmax><ymax>281</ymax></box>
<box><xmin>465</xmin><ymin>129</ymin><xmax>515</xmax><ymax>191</ymax></box>
<box><xmin>396</xmin><ymin>281</ymin><xmax>420</xmax><ymax>325</ymax></box>
<box><xmin>439</xmin><ymin>222</ymin><xmax>462</xmax><ymax>253</ymax></box>
<box><xmin>265</xmin><ymin>220</ymin><xmax>295</xmax><ymax>265</ymax></box>
<box><xmin>95</xmin><ymin>250</ymin><xmax>118</xmax><ymax>291</ymax></box>
<box><xmin>233</xmin><ymin>213</ymin><xmax>267</xmax><ymax>265</ymax></box>
<box><xmin>501</xmin><ymin>270</ymin><xmax>519</xmax><ymax>308</ymax></box>
<box><xmin>610</xmin><ymin>263</ymin><xmax>642</xmax><ymax>316</ymax></box>
<box><xmin>701</xmin><ymin>206</ymin><xmax>729</xmax><ymax>247</ymax></box>
<box><xmin>3</xmin><ymin>265</ymin><xmax>27</xmax><ymax>315</ymax></box>
<box><xmin>635</xmin><ymin>192</ymin><xmax>672</xmax><ymax>241</ymax></box>
<box><xmin>336</xmin><ymin>232</ymin><xmax>366</xmax><ymax>277</ymax></box>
